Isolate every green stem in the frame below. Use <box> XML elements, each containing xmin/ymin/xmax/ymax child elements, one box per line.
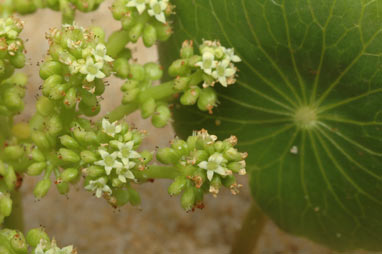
<box><xmin>107</xmin><ymin>102</ymin><xmax>139</xmax><ymax>122</ymax></box>
<box><xmin>138</xmin><ymin>81</ymin><xmax>176</xmax><ymax>103</ymax></box>
<box><xmin>231</xmin><ymin>202</ymin><xmax>267</xmax><ymax>254</ymax></box>
<box><xmin>134</xmin><ymin>165</ymin><xmax>179</xmax><ymax>181</ymax></box>
<box><xmin>106</xmin><ymin>30</ymin><xmax>130</xmax><ymax>59</ymax></box>
<box><xmin>3</xmin><ymin>190</ymin><xmax>24</xmax><ymax>232</ymax></box>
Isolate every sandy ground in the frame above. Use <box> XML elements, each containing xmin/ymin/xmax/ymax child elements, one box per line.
<box><xmin>14</xmin><ymin>1</ymin><xmax>347</xmax><ymax>253</ymax></box>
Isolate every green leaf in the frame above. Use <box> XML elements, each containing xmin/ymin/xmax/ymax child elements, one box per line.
<box><xmin>159</xmin><ymin>0</ymin><xmax>382</xmax><ymax>251</ymax></box>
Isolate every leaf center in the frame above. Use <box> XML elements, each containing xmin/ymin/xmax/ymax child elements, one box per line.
<box><xmin>294</xmin><ymin>106</ymin><xmax>318</xmax><ymax>129</ymax></box>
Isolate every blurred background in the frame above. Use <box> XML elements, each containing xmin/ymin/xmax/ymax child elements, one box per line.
<box><xmin>16</xmin><ymin>1</ymin><xmax>334</xmax><ymax>253</ymax></box>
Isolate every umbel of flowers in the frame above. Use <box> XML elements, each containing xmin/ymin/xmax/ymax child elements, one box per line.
<box><xmin>111</xmin><ymin>0</ymin><xmax>174</xmax><ymax>47</ymax></box>
<box><xmin>156</xmin><ymin>129</ymin><xmax>247</xmax><ymax>211</ymax></box>
<box><xmin>0</xmin><ymin>227</ymin><xmax>76</xmax><ymax>254</ymax></box>
<box><xmin>39</xmin><ymin>23</ymin><xmax>113</xmax><ymax>116</ymax></box>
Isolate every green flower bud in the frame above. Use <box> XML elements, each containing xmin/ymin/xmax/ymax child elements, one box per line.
<box><xmin>31</xmin><ymin>148</ymin><xmax>45</xmax><ymax>162</ymax></box>
<box><xmin>224</xmin><ymin>147</ymin><xmax>242</xmax><ymax>161</ymax></box>
<box><xmin>113</xmin><ymin>188</ymin><xmax>130</xmax><ymax>206</ymax></box>
<box><xmin>152</xmin><ymin>105</ymin><xmax>171</xmax><ymax>128</ymax></box>
<box><xmin>144</xmin><ymin>62</ymin><xmax>162</xmax><ymax>80</ymax></box>
<box><xmin>180</xmin><ymin>40</ymin><xmax>194</xmax><ymax>59</ymax></box>
<box><xmin>27</xmin><ymin>162</ymin><xmax>46</xmax><ymax>176</ymax></box>
<box><xmin>209</xmin><ymin>175</ymin><xmax>222</xmax><ymax>195</ymax></box>
<box><xmin>174</xmin><ymin>76</ymin><xmax>190</xmax><ymax>91</ymax></box>
<box><xmin>34</xmin><ymin>178</ymin><xmax>51</xmax><ymax>199</ymax></box>
<box><xmin>180</xmin><ymin>87</ymin><xmax>200</xmax><ymax>105</ymax></box>
<box><xmin>58</xmin><ymin>148</ymin><xmax>80</xmax><ymax>163</ymax></box>
<box><xmin>26</xmin><ymin>228</ymin><xmax>50</xmax><ymax>248</ymax></box>
<box><xmin>83</xmin><ymin>165</ymin><xmax>104</xmax><ymax>178</ymax></box>
<box><xmin>11</xmin><ymin>122</ymin><xmax>30</xmax><ymax>140</ymax></box>
<box><xmin>140</xmin><ymin>150</ymin><xmax>153</xmax><ymax>164</ymax></box>
<box><xmin>56</xmin><ymin>181</ymin><xmax>69</xmax><ymax>195</ymax></box>
<box><xmin>60</xmin><ymin>135</ymin><xmax>79</xmax><ymax>150</ymax></box>
<box><xmin>154</xmin><ymin>22</ymin><xmax>172</xmax><ymax>41</ymax></box>
<box><xmin>122</xmin><ymin>88</ymin><xmax>139</xmax><ymax>104</ymax></box>
<box><xmin>194</xmin><ymin>187</ymin><xmax>204</xmax><ymax>206</ymax></box>
<box><xmin>79</xmin><ymin>101</ymin><xmax>101</xmax><ymax>117</ymax></box>
<box><xmin>79</xmin><ymin>90</ymin><xmax>97</xmax><ymax>107</ymax></box>
<box><xmin>121</xmin><ymin>14</ymin><xmax>135</xmax><ymax>30</ymax></box>
<box><xmin>129</xmin><ymin>63</ymin><xmax>145</xmax><ymax>81</ymax></box>
<box><xmin>63</xmin><ymin>88</ymin><xmax>77</xmax><ymax>109</ymax></box>
<box><xmin>112</xmin><ymin>178</ymin><xmax>123</xmax><ymax>188</ymax></box>
<box><xmin>156</xmin><ymin>147</ymin><xmax>179</xmax><ymax>165</ymax></box>
<box><xmin>80</xmin><ymin>150</ymin><xmax>97</xmax><ymax>163</ymax></box>
<box><xmin>48</xmin><ymin>83</ymin><xmax>69</xmax><ymax>100</ymax></box>
<box><xmin>129</xmin><ymin>23</ymin><xmax>143</xmax><ymax>42</ymax></box>
<box><xmin>114</xmin><ymin>58</ymin><xmax>130</xmax><ymax>79</ymax></box>
<box><xmin>142</xmin><ymin>24</ymin><xmax>157</xmax><ymax>47</ymax></box>
<box><xmin>61</xmin><ymin>168</ymin><xmax>79</xmax><ymax>183</ymax></box>
<box><xmin>168</xmin><ymin>59</ymin><xmax>190</xmax><ymax>77</ymax></box>
<box><xmin>91</xmin><ymin>26</ymin><xmax>105</xmax><ymax>42</ymax></box>
<box><xmin>47</xmin><ymin>115</ymin><xmax>63</xmax><ymax>135</ymax></box>
<box><xmin>4</xmin><ymin>145</ymin><xmax>23</xmax><ymax>160</ymax></box>
<box><xmin>171</xmin><ymin>139</ymin><xmax>189</xmax><ymax>157</ymax></box>
<box><xmin>31</xmin><ymin>131</ymin><xmax>51</xmax><ymax>150</ymax></box>
<box><xmin>121</xmin><ymin>80</ymin><xmax>139</xmax><ymax>92</ymax></box>
<box><xmin>197</xmin><ymin>87</ymin><xmax>217</xmax><ymax>112</ymax></box>
<box><xmin>227</xmin><ymin>161</ymin><xmax>246</xmax><ymax>174</ymax></box>
<box><xmin>3</xmin><ymin>88</ymin><xmax>23</xmax><ymax>111</ymax></box>
<box><xmin>42</xmin><ymin>74</ymin><xmax>63</xmax><ymax>96</ymax></box>
<box><xmin>4</xmin><ymin>166</ymin><xmax>16</xmax><ymax>190</ymax></box>
<box><xmin>140</xmin><ymin>98</ymin><xmax>156</xmax><ymax>119</ymax></box>
<box><xmin>40</xmin><ymin>61</ymin><xmax>62</xmax><ymax>80</ymax></box>
<box><xmin>168</xmin><ymin>176</ymin><xmax>187</xmax><ymax>196</ymax></box>
<box><xmin>36</xmin><ymin>96</ymin><xmax>55</xmax><ymax>116</ymax></box>
<box><xmin>191</xmin><ymin>150</ymin><xmax>209</xmax><ymax>164</ymax></box>
<box><xmin>73</xmin><ymin>129</ymin><xmax>97</xmax><ymax>145</ymax></box>
<box><xmin>10</xmin><ymin>52</ymin><xmax>25</xmax><ymax>68</ymax></box>
<box><xmin>222</xmin><ymin>175</ymin><xmax>237</xmax><ymax>189</ymax></box>
<box><xmin>181</xmin><ymin>187</ymin><xmax>195</xmax><ymax>211</ymax></box>
<box><xmin>14</xmin><ymin>0</ymin><xmax>38</xmax><ymax>14</ymax></box>
<box><xmin>10</xmin><ymin>232</ymin><xmax>27</xmax><ymax>254</ymax></box>
<box><xmin>94</xmin><ymin>80</ymin><xmax>105</xmax><ymax>95</ymax></box>
<box><xmin>127</xmin><ymin>187</ymin><xmax>141</xmax><ymax>206</ymax></box>
<box><xmin>111</xmin><ymin>0</ymin><xmax>127</xmax><ymax>20</ymax></box>
<box><xmin>0</xmin><ymin>193</ymin><xmax>12</xmax><ymax>217</ymax></box>
<box><xmin>118</xmin><ymin>48</ymin><xmax>132</xmax><ymax>60</ymax></box>
<box><xmin>187</xmin><ymin>55</ymin><xmax>202</xmax><ymax>68</ymax></box>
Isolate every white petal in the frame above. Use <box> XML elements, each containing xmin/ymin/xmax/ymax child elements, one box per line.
<box><xmin>95</xmin><ymin>71</ymin><xmax>106</xmax><ymax>79</ymax></box>
<box><xmin>125</xmin><ymin>170</ymin><xmax>135</xmax><ymax>180</ymax></box>
<box><xmin>225</xmin><ymin>68</ymin><xmax>235</xmax><ymax>77</ymax></box>
<box><xmin>119</xmin><ymin>175</ymin><xmax>127</xmax><ymax>183</ymax></box>
<box><xmin>198</xmin><ymin>161</ymin><xmax>208</xmax><ymax>169</ymax></box>
<box><xmin>137</xmin><ymin>4</ymin><xmax>146</xmax><ymax>14</ymax></box>
<box><xmin>215</xmin><ymin>166</ymin><xmax>228</xmax><ymax>176</ymax></box>
<box><xmin>98</xmin><ymin>149</ymin><xmax>109</xmax><ymax>159</ymax></box>
<box><xmin>105</xmin><ymin>166</ymin><xmax>113</xmax><ymax>175</ymax></box>
<box><xmin>156</xmin><ymin>12</ymin><xmax>166</xmax><ymax>23</ymax></box>
<box><xmin>86</xmin><ymin>74</ymin><xmax>95</xmax><ymax>82</ymax></box>
<box><xmin>207</xmin><ymin>170</ymin><xmax>214</xmax><ymax>181</ymax></box>
<box><xmin>115</xmin><ymin>125</ymin><xmax>122</xmax><ymax>134</ymax></box>
<box><xmin>95</xmin><ymin>189</ymin><xmax>102</xmax><ymax>198</ymax></box>
<box><xmin>148</xmin><ymin>9</ymin><xmax>155</xmax><ymax>17</ymax></box>
<box><xmin>218</xmin><ymin>76</ymin><xmax>228</xmax><ymax>87</ymax></box>
<box><xmin>129</xmin><ymin>150</ymin><xmax>141</xmax><ymax>159</ymax></box>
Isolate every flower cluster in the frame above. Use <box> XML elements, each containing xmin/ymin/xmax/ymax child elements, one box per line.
<box><xmin>111</xmin><ymin>0</ymin><xmax>174</xmax><ymax>46</ymax></box>
<box><xmin>167</xmin><ymin>40</ymin><xmax>241</xmax><ymax>113</ymax></box>
<box><xmin>40</xmin><ymin>23</ymin><xmax>112</xmax><ymax>116</ymax></box>
<box><xmin>156</xmin><ymin>129</ymin><xmax>247</xmax><ymax>210</ymax></box>
<box><xmin>0</xmin><ymin>227</ymin><xmax>76</xmax><ymax>254</ymax></box>
<box><xmin>196</xmin><ymin>40</ymin><xmax>241</xmax><ymax>87</ymax></box>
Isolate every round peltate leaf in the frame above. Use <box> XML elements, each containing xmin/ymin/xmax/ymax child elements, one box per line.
<box><xmin>159</xmin><ymin>0</ymin><xmax>382</xmax><ymax>251</ymax></box>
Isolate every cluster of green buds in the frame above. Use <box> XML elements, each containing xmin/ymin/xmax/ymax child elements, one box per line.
<box><xmin>0</xmin><ymin>227</ymin><xmax>76</xmax><ymax>254</ymax></box>
<box><xmin>168</xmin><ymin>40</ymin><xmax>241</xmax><ymax>113</ymax></box>
<box><xmin>0</xmin><ymin>17</ymin><xmax>27</xmax><ymax>116</ymax></box>
<box><xmin>40</xmin><ymin>23</ymin><xmax>113</xmax><ymax>117</ymax></box>
<box><xmin>156</xmin><ymin>129</ymin><xmax>247</xmax><ymax>211</ymax></box>
<box><xmin>117</xmin><ymin>61</ymin><xmax>172</xmax><ymax>128</ymax></box>
<box><xmin>111</xmin><ymin>0</ymin><xmax>174</xmax><ymax>47</ymax></box>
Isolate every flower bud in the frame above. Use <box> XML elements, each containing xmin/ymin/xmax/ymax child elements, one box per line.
<box><xmin>222</xmin><ymin>175</ymin><xmax>236</xmax><ymax>189</ymax></box>
<box><xmin>94</xmin><ymin>79</ymin><xmax>105</xmax><ymax>95</ymax></box>
<box><xmin>156</xmin><ymin>147</ymin><xmax>179</xmax><ymax>165</ymax></box>
<box><xmin>58</xmin><ymin>148</ymin><xmax>80</xmax><ymax>163</ymax></box>
<box><xmin>61</xmin><ymin>168</ymin><xmax>79</xmax><ymax>183</ymax></box>
<box><xmin>144</xmin><ymin>62</ymin><xmax>162</xmax><ymax>80</ymax></box>
<box><xmin>27</xmin><ymin>162</ymin><xmax>46</xmax><ymax>176</ymax></box>
<box><xmin>112</xmin><ymin>178</ymin><xmax>123</xmax><ymax>188</ymax></box>
<box><xmin>10</xmin><ymin>52</ymin><xmax>26</xmax><ymax>68</ymax></box>
<box><xmin>112</xmin><ymin>188</ymin><xmax>130</xmax><ymax>206</ymax></box>
<box><xmin>42</xmin><ymin>74</ymin><xmax>63</xmax><ymax>96</ymax></box>
<box><xmin>140</xmin><ymin>98</ymin><xmax>156</xmax><ymax>119</ymax></box>
<box><xmin>83</xmin><ymin>165</ymin><xmax>104</xmax><ymax>178</ymax></box>
<box><xmin>140</xmin><ymin>150</ymin><xmax>153</xmax><ymax>164</ymax></box>
<box><xmin>59</xmin><ymin>135</ymin><xmax>79</xmax><ymax>150</ymax></box>
<box><xmin>152</xmin><ymin>105</ymin><xmax>171</xmax><ymax>128</ymax></box>
<box><xmin>4</xmin><ymin>166</ymin><xmax>17</xmax><ymax>190</ymax></box>
<box><xmin>114</xmin><ymin>58</ymin><xmax>130</xmax><ymax>79</ymax></box>
<box><xmin>168</xmin><ymin>59</ymin><xmax>189</xmax><ymax>77</ymax></box>
<box><xmin>168</xmin><ymin>176</ymin><xmax>187</xmax><ymax>196</ymax></box>
<box><xmin>36</xmin><ymin>96</ymin><xmax>55</xmax><ymax>116</ymax></box>
<box><xmin>122</xmin><ymin>88</ymin><xmax>139</xmax><ymax>104</ymax></box>
<box><xmin>0</xmin><ymin>193</ymin><xmax>12</xmax><ymax>217</ymax></box>
<box><xmin>39</xmin><ymin>61</ymin><xmax>62</xmax><ymax>80</ymax></box>
<box><xmin>224</xmin><ymin>147</ymin><xmax>242</xmax><ymax>161</ymax></box>
<box><xmin>121</xmin><ymin>80</ymin><xmax>139</xmax><ymax>92</ymax></box>
<box><xmin>228</xmin><ymin>161</ymin><xmax>246</xmax><ymax>174</ymax></box>
<box><xmin>154</xmin><ymin>22</ymin><xmax>172</xmax><ymax>41</ymax></box>
<box><xmin>3</xmin><ymin>88</ymin><xmax>23</xmax><ymax>111</ymax></box>
<box><xmin>34</xmin><ymin>178</ymin><xmax>51</xmax><ymax>199</ymax></box>
<box><xmin>129</xmin><ymin>63</ymin><xmax>145</xmax><ymax>81</ymax></box>
<box><xmin>10</xmin><ymin>232</ymin><xmax>27</xmax><ymax>254</ymax></box>
<box><xmin>209</xmin><ymin>175</ymin><xmax>222</xmax><ymax>195</ymax></box>
<box><xmin>129</xmin><ymin>23</ymin><xmax>143</xmax><ymax>43</ymax></box>
<box><xmin>30</xmin><ymin>148</ymin><xmax>45</xmax><ymax>162</ymax></box>
<box><xmin>4</xmin><ymin>145</ymin><xmax>23</xmax><ymax>160</ymax></box>
<box><xmin>142</xmin><ymin>24</ymin><xmax>157</xmax><ymax>47</ymax></box>
<box><xmin>11</xmin><ymin>122</ymin><xmax>30</xmax><ymax>140</ymax></box>
<box><xmin>47</xmin><ymin>115</ymin><xmax>63</xmax><ymax>135</ymax></box>
<box><xmin>63</xmin><ymin>88</ymin><xmax>77</xmax><ymax>109</ymax></box>
<box><xmin>171</xmin><ymin>139</ymin><xmax>189</xmax><ymax>157</ymax></box>
<box><xmin>180</xmin><ymin>40</ymin><xmax>194</xmax><ymax>59</ymax></box>
<box><xmin>127</xmin><ymin>187</ymin><xmax>141</xmax><ymax>206</ymax></box>
<box><xmin>197</xmin><ymin>87</ymin><xmax>217</xmax><ymax>112</ymax></box>
<box><xmin>79</xmin><ymin>100</ymin><xmax>100</xmax><ymax>117</ymax></box>
<box><xmin>56</xmin><ymin>181</ymin><xmax>69</xmax><ymax>195</ymax></box>
<box><xmin>79</xmin><ymin>90</ymin><xmax>97</xmax><ymax>107</ymax></box>
<box><xmin>121</xmin><ymin>14</ymin><xmax>136</xmax><ymax>30</ymax></box>
<box><xmin>191</xmin><ymin>150</ymin><xmax>209</xmax><ymax>164</ymax></box>
<box><xmin>26</xmin><ymin>228</ymin><xmax>50</xmax><ymax>248</ymax></box>
<box><xmin>80</xmin><ymin>150</ymin><xmax>97</xmax><ymax>163</ymax></box>
<box><xmin>48</xmin><ymin>83</ymin><xmax>69</xmax><ymax>101</ymax></box>
<box><xmin>181</xmin><ymin>187</ymin><xmax>195</xmax><ymax>211</ymax></box>
<box><xmin>31</xmin><ymin>131</ymin><xmax>51</xmax><ymax>150</ymax></box>
<box><xmin>180</xmin><ymin>87</ymin><xmax>200</xmax><ymax>105</ymax></box>
<box><xmin>173</xmin><ymin>76</ymin><xmax>190</xmax><ymax>91</ymax></box>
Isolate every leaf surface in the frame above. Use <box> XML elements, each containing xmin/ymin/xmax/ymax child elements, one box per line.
<box><xmin>159</xmin><ymin>0</ymin><xmax>382</xmax><ymax>250</ymax></box>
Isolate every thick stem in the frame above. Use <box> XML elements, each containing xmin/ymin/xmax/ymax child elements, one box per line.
<box><xmin>138</xmin><ymin>81</ymin><xmax>176</xmax><ymax>103</ymax></box>
<box><xmin>107</xmin><ymin>103</ymin><xmax>139</xmax><ymax>122</ymax></box>
<box><xmin>134</xmin><ymin>165</ymin><xmax>179</xmax><ymax>181</ymax></box>
<box><xmin>231</xmin><ymin>202</ymin><xmax>267</xmax><ymax>254</ymax></box>
<box><xmin>3</xmin><ymin>190</ymin><xmax>24</xmax><ymax>232</ymax></box>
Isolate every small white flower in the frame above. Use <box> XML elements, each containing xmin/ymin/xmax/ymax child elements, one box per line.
<box><xmin>193</xmin><ymin>129</ymin><xmax>217</xmax><ymax>144</ymax></box>
<box><xmin>92</xmin><ymin>43</ymin><xmax>113</xmax><ymax>63</ymax></box>
<box><xmin>211</xmin><ymin>59</ymin><xmax>236</xmax><ymax>87</ymax></box>
<box><xmin>101</xmin><ymin>119</ymin><xmax>122</xmax><ymax>137</ymax></box>
<box><xmin>66</xmin><ymin>39</ymin><xmax>82</xmax><ymax>49</ymax></box>
<box><xmin>224</xmin><ymin>47</ymin><xmax>241</xmax><ymax>62</ymax></box>
<box><xmin>34</xmin><ymin>239</ymin><xmax>75</xmax><ymax>254</ymax></box>
<box><xmin>85</xmin><ymin>177</ymin><xmax>112</xmax><ymax>198</ymax></box>
<box><xmin>116</xmin><ymin>164</ymin><xmax>136</xmax><ymax>183</ymax></box>
<box><xmin>95</xmin><ymin>149</ymin><xmax>122</xmax><ymax>175</ymax></box>
<box><xmin>198</xmin><ymin>152</ymin><xmax>229</xmax><ymax>181</ymax></box>
<box><xmin>79</xmin><ymin>56</ymin><xmax>105</xmax><ymax>82</ymax></box>
<box><xmin>147</xmin><ymin>0</ymin><xmax>168</xmax><ymax>24</ymax></box>
<box><xmin>195</xmin><ymin>52</ymin><xmax>217</xmax><ymax>75</ymax></box>
<box><xmin>116</xmin><ymin>141</ymin><xmax>141</xmax><ymax>165</ymax></box>
<box><xmin>127</xmin><ymin>0</ymin><xmax>148</xmax><ymax>14</ymax></box>
<box><xmin>69</xmin><ymin>59</ymin><xmax>84</xmax><ymax>74</ymax></box>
